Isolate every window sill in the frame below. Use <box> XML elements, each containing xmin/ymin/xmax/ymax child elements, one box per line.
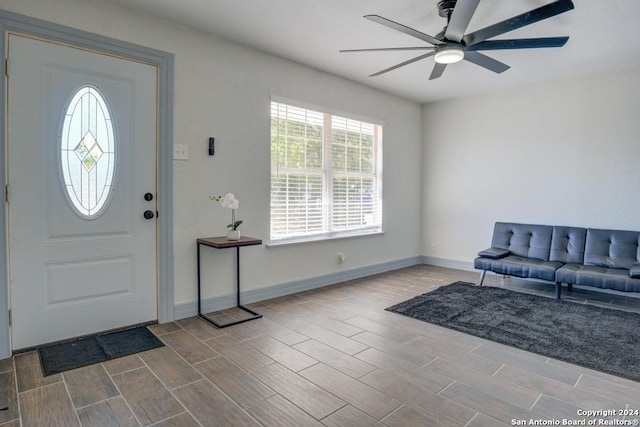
<box><xmin>266</xmin><ymin>229</ymin><xmax>385</xmax><ymax>247</ymax></box>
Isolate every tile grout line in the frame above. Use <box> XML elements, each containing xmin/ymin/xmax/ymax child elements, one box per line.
<box><xmin>176</xmin><ymin>325</ymin><xmax>284</xmax><ymax>426</ymax></box>
<box><xmin>11</xmin><ymin>357</ymin><xmax>21</xmax><ymax>425</ymax></box>
<box><xmin>136</xmin><ymin>353</ymin><xmax>204</xmax><ymax>427</ymax></box>
<box><xmin>106</xmin><ymin>361</ymin><xmax>146</xmax><ymax>427</ymax></box>
<box><xmin>60</xmin><ymin>371</ymin><xmax>83</xmax><ymax>426</ymax></box>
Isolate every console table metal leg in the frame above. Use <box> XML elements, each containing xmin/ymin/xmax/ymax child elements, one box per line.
<box><xmin>198</xmin><ymin>241</ymin><xmax>262</xmax><ymax>329</ymax></box>
<box><xmin>233</xmin><ymin>244</ymin><xmax>263</xmax><ymax>325</ymax></box>
<box><xmin>197</xmin><ymin>242</ymin><xmax>202</xmax><ymax>316</ymax></box>
<box><xmin>236</xmin><ymin>246</ymin><xmax>241</xmax><ymax>306</ymax></box>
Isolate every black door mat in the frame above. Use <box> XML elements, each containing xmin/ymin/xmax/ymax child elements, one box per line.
<box><xmin>38</xmin><ymin>326</ymin><xmax>164</xmax><ymax>376</ymax></box>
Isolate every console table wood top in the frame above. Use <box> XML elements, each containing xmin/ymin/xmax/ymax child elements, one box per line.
<box><xmin>197</xmin><ymin>236</ymin><xmax>262</xmax><ymax>249</ymax></box>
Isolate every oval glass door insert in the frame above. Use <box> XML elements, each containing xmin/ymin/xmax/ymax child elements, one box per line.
<box><xmin>60</xmin><ymin>86</ymin><xmax>116</xmax><ymax>219</ymax></box>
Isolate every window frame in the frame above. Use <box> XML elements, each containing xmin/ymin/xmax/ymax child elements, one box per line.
<box><xmin>269</xmin><ymin>99</ymin><xmax>383</xmax><ymax>244</ymax></box>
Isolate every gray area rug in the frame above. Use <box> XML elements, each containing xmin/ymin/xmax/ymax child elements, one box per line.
<box><xmin>385</xmin><ymin>281</ymin><xmax>640</xmax><ymax>382</ymax></box>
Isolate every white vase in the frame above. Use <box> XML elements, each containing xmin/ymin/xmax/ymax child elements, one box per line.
<box><xmin>227</xmin><ymin>229</ymin><xmax>241</xmax><ymax>241</ymax></box>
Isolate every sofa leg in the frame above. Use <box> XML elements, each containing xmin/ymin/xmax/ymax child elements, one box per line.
<box><xmin>477</xmin><ymin>270</ymin><xmax>487</xmax><ymax>286</ymax></box>
<box><xmin>555</xmin><ymin>282</ymin><xmax>562</xmax><ymax>300</ymax></box>
<box><xmin>567</xmin><ymin>283</ymin><xmax>573</xmax><ymax>292</ymax></box>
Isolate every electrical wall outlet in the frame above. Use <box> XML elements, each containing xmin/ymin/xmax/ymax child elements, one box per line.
<box><xmin>337</xmin><ymin>252</ymin><xmax>346</xmax><ymax>264</ymax></box>
<box><xmin>174</xmin><ymin>144</ymin><xmax>189</xmax><ymax>160</ymax></box>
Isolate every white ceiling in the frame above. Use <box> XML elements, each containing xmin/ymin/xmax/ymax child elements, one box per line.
<box><xmin>108</xmin><ymin>0</ymin><xmax>640</xmax><ymax>103</ymax></box>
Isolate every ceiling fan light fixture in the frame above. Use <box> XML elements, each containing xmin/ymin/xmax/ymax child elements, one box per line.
<box><xmin>434</xmin><ymin>45</ymin><xmax>465</xmax><ymax>64</ymax></box>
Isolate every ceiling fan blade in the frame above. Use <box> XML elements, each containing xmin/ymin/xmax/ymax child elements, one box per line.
<box><xmin>444</xmin><ymin>0</ymin><xmax>480</xmax><ymax>42</ymax></box>
<box><xmin>467</xmin><ymin>37</ymin><xmax>569</xmax><ymax>51</ymax></box>
<box><xmin>429</xmin><ymin>63</ymin><xmax>447</xmax><ymax>80</ymax></box>
<box><xmin>464</xmin><ymin>51</ymin><xmax>510</xmax><ymax>74</ymax></box>
<box><xmin>369</xmin><ymin>51</ymin><xmax>435</xmax><ymax>77</ymax></box>
<box><xmin>463</xmin><ymin>0</ymin><xmax>574</xmax><ymax>46</ymax></box>
<box><xmin>340</xmin><ymin>47</ymin><xmax>435</xmax><ymax>53</ymax></box>
<box><xmin>365</xmin><ymin>15</ymin><xmax>442</xmax><ymax>46</ymax></box>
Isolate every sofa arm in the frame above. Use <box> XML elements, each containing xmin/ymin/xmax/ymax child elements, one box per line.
<box><xmin>478</xmin><ymin>247</ymin><xmax>511</xmax><ymax>259</ymax></box>
<box><xmin>630</xmin><ymin>264</ymin><xmax>640</xmax><ymax>279</ymax></box>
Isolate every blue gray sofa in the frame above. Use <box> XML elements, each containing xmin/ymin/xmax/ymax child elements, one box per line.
<box><xmin>475</xmin><ymin>222</ymin><xmax>640</xmax><ymax>299</ymax></box>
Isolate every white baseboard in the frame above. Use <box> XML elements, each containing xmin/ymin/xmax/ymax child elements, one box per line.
<box><xmin>174</xmin><ymin>256</ymin><xmax>424</xmax><ymax>320</ymax></box>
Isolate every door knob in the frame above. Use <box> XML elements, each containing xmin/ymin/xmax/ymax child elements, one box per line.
<box><xmin>143</xmin><ymin>210</ymin><xmax>155</xmax><ymax>219</ymax></box>
<box><xmin>144</xmin><ymin>193</ymin><xmax>153</xmax><ymax>201</ymax></box>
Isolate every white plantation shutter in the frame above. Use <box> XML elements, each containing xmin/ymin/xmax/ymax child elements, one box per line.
<box><xmin>271</xmin><ymin>101</ymin><xmax>382</xmax><ymax>241</ymax></box>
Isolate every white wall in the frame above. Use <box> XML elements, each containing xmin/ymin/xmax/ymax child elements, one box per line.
<box><xmin>422</xmin><ymin>65</ymin><xmax>640</xmax><ymax>267</ymax></box>
<box><xmin>1</xmin><ymin>0</ymin><xmax>423</xmax><ymax>309</ymax></box>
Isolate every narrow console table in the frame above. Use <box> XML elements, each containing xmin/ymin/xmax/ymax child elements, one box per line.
<box><xmin>196</xmin><ymin>236</ymin><xmax>263</xmax><ymax>328</ymax></box>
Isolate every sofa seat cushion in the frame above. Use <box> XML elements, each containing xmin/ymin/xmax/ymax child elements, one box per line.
<box><xmin>556</xmin><ymin>264</ymin><xmax>640</xmax><ymax>292</ymax></box>
<box><xmin>474</xmin><ymin>255</ymin><xmax>562</xmax><ymax>282</ymax></box>
<box><xmin>630</xmin><ymin>264</ymin><xmax>640</xmax><ymax>279</ymax></box>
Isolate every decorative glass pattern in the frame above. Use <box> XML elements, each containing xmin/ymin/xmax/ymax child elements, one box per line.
<box><xmin>60</xmin><ymin>86</ymin><xmax>115</xmax><ymax>218</ymax></box>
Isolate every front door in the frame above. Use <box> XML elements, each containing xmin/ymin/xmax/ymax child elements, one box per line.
<box><xmin>7</xmin><ymin>34</ymin><xmax>158</xmax><ymax>350</ymax></box>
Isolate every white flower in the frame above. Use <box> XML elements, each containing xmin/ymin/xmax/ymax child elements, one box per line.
<box><xmin>220</xmin><ymin>193</ymin><xmax>238</xmax><ymax>209</ymax></box>
<box><xmin>209</xmin><ymin>192</ymin><xmax>243</xmax><ymax>231</ymax></box>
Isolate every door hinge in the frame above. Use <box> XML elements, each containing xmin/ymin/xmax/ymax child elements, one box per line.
<box><xmin>4</xmin><ymin>58</ymin><xmax>8</xmax><ymax>77</ymax></box>
<box><xmin>4</xmin><ymin>185</ymin><xmax>8</xmax><ymax>203</ymax></box>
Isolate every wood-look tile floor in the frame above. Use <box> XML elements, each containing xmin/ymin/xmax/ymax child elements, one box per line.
<box><xmin>2</xmin><ymin>264</ymin><xmax>640</xmax><ymax>426</ymax></box>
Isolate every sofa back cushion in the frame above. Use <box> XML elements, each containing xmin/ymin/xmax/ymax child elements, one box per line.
<box><xmin>584</xmin><ymin>228</ymin><xmax>640</xmax><ymax>270</ymax></box>
<box><xmin>491</xmin><ymin>222</ymin><xmax>553</xmax><ymax>261</ymax></box>
<box><xmin>550</xmin><ymin>226</ymin><xmax>587</xmax><ymax>264</ymax></box>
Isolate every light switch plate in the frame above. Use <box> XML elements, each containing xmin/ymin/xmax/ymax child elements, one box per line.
<box><xmin>174</xmin><ymin>144</ymin><xmax>189</xmax><ymax>160</ymax></box>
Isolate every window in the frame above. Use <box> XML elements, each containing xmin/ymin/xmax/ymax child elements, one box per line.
<box><xmin>60</xmin><ymin>86</ymin><xmax>116</xmax><ymax>219</ymax></box>
<box><xmin>270</xmin><ymin>101</ymin><xmax>382</xmax><ymax>241</ymax></box>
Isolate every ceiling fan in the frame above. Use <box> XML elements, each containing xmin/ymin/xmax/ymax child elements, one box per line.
<box><xmin>341</xmin><ymin>0</ymin><xmax>575</xmax><ymax>80</ymax></box>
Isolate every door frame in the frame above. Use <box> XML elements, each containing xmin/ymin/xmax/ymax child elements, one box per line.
<box><xmin>0</xmin><ymin>9</ymin><xmax>175</xmax><ymax>358</ymax></box>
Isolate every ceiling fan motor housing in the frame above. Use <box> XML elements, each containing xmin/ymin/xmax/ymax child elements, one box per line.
<box><xmin>437</xmin><ymin>0</ymin><xmax>458</xmax><ymax>18</ymax></box>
